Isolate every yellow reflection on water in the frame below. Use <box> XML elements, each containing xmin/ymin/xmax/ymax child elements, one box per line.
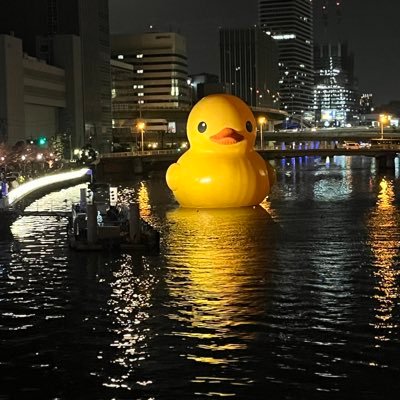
<box><xmin>118</xmin><ymin>181</ymin><xmax>151</xmax><ymax>219</ymax></box>
<box><xmin>367</xmin><ymin>177</ymin><xmax>400</xmax><ymax>342</ymax></box>
<box><xmin>137</xmin><ymin>181</ymin><xmax>151</xmax><ymax>218</ymax></box>
<box><xmin>166</xmin><ymin>206</ymin><xmax>276</xmax><ymax>365</ymax></box>
<box><xmin>259</xmin><ymin>197</ymin><xmax>280</xmax><ymax>220</ymax></box>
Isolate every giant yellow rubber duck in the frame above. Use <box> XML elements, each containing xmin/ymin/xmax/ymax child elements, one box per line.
<box><xmin>166</xmin><ymin>94</ymin><xmax>276</xmax><ymax>208</ymax></box>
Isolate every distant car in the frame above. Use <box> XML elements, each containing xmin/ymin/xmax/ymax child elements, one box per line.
<box><xmin>343</xmin><ymin>141</ymin><xmax>360</xmax><ymax>149</ymax></box>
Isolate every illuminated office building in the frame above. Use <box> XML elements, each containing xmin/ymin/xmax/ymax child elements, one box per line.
<box><xmin>259</xmin><ymin>0</ymin><xmax>314</xmax><ymax>120</ymax></box>
<box><xmin>313</xmin><ymin>42</ymin><xmax>357</xmax><ymax>126</ymax></box>
<box><xmin>111</xmin><ymin>32</ymin><xmax>191</xmax><ymax>112</ymax></box>
<box><xmin>111</xmin><ymin>33</ymin><xmax>191</xmax><ymax>148</ymax></box>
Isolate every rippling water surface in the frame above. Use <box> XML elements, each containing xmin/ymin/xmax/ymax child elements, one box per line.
<box><xmin>1</xmin><ymin>156</ymin><xmax>400</xmax><ymax>399</ymax></box>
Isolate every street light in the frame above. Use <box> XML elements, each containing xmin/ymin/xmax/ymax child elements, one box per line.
<box><xmin>136</xmin><ymin>120</ymin><xmax>146</xmax><ymax>153</ymax></box>
<box><xmin>379</xmin><ymin>114</ymin><xmax>391</xmax><ymax>139</ymax></box>
<box><xmin>0</xmin><ymin>156</ymin><xmax>6</xmax><ymax>174</ymax></box>
<box><xmin>21</xmin><ymin>154</ymin><xmax>26</xmax><ymax>175</ymax></box>
<box><xmin>258</xmin><ymin>116</ymin><xmax>267</xmax><ymax>149</ymax></box>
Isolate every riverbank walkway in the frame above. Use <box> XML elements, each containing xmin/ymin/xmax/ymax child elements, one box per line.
<box><xmin>0</xmin><ymin>168</ymin><xmax>90</xmax><ymax>211</ymax></box>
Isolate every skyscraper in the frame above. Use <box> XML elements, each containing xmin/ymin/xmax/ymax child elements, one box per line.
<box><xmin>0</xmin><ymin>0</ymin><xmax>112</xmax><ymax>152</ymax></box>
<box><xmin>259</xmin><ymin>0</ymin><xmax>314</xmax><ymax>121</ymax></box>
<box><xmin>219</xmin><ymin>27</ymin><xmax>279</xmax><ymax>109</ymax></box>
<box><xmin>313</xmin><ymin>42</ymin><xmax>357</xmax><ymax>126</ymax></box>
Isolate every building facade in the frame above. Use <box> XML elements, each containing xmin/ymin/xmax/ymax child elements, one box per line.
<box><xmin>110</xmin><ymin>59</ymin><xmax>136</xmax><ymax>146</ymax></box>
<box><xmin>0</xmin><ymin>34</ymin><xmax>84</xmax><ymax>150</ymax></box>
<box><xmin>359</xmin><ymin>93</ymin><xmax>374</xmax><ymax>115</ymax></box>
<box><xmin>111</xmin><ymin>33</ymin><xmax>190</xmax><ymax>150</ymax></box>
<box><xmin>313</xmin><ymin>42</ymin><xmax>357</xmax><ymax>126</ymax></box>
<box><xmin>219</xmin><ymin>27</ymin><xmax>279</xmax><ymax>109</ymax></box>
<box><xmin>259</xmin><ymin>0</ymin><xmax>314</xmax><ymax>120</ymax></box>
<box><xmin>0</xmin><ymin>0</ymin><xmax>111</xmax><ymax>152</ymax></box>
<box><xmin>111</xmin><ymin>32</ymin><xmax>191</xmax><ymax>112</ymax></box>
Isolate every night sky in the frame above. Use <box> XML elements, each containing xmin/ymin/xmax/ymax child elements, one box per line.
<box><xmin>109</xmin><ymin>0</ymin><xmax>400</xmax><ymax>106</ymax></box>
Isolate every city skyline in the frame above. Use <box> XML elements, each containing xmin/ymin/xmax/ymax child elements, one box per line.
<box><xmin>109</xmin><ymin>0</ymin><xmax>400</xmax><ymax>106</ymax></box>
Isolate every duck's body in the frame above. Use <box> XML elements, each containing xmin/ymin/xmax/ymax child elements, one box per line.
<box><xmin>167</xmin><ymin>150</ymin><xmax>272</xmax><ymax>208</ymax></box>
<box><xmin>166</xmin><ymin>94</ymin><xmax>275</xmax><ymax>208</ymax></box>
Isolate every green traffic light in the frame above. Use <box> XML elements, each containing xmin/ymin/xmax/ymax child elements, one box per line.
<box><xmin>38</xmin><ymin>136</ymin><xmax>47</xmax><ymax>146</ymax></box>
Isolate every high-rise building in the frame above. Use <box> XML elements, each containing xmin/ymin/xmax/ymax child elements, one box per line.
<box><xmin>0</xmin><ymin>0</ymin><xmax>112</xmax><ymax>152</ymax></box>
<box><xmin>359</xmin><ymin>94</ymin><xmax>374</xmax><ymax>115</ymax></box>
<box><xmin>110</xmin><ymin>58</ymin><xmax>137</xmax><ymax>146</ymax></box>
<box><xmin>110</xmin><ymin>32</ymin><xmax>191</xmax><ymax>149</ymax></box>
<box><xmin>313</xmin><ymin>42</ymin><xmax>357</xmax><ymax>126</ymax></box>
<box><xmin>0</xmin><ymin>33</ymin><xmax>84</xmax><ymax>150</ymax></box>
<box><xmin>259</xmin><ymin>0</ymin><xmax>314</xmax><ymax>119</ymax></box>
<box><xmin>111</xmin><ymin>32</ymin><xmax>191</xmax><ymax>112</ymax></box>
<box><xmin>219</xmin><ymin>27</ymin><xmax>279</xmax><ymax>109</ymax></box>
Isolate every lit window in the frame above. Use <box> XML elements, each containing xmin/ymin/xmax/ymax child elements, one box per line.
<box><xmin>272</xmin><ymin>33</ymin><xmax>296</xmax><ymax>40</ymax></box>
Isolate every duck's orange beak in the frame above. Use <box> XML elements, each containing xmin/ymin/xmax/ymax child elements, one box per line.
<box><xmin>210</xmin><ymin>128</ymin><xmax>243</xmax><ymax>145</ymax></box>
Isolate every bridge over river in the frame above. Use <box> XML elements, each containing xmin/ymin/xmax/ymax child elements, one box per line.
<box><xmin>262</xmin><ymin>127</ymin><xmax>400</xmax><ymax>142</ymax></box>
<box><xmin>97</xmin><ymin>142</ymin><xmax>400</xmax><ymax>181</ymax></box>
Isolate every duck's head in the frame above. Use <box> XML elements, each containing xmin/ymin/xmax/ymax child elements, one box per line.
<box><xmin>187</xmin><ymin>94</ymin><xmax>257</xmax><ymax>155</ymax></box>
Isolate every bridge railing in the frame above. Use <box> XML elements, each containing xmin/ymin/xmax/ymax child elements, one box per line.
<box><xmin>101</xmin><ymin>149</ymin><xmax>185</xmax><ymax>158</ymax></box>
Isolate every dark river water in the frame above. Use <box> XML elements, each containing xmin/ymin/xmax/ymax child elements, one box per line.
<box><xmin>1</xmin><ymin>155</ymin><xmax>400</xmax><ymax>399</ymax></box>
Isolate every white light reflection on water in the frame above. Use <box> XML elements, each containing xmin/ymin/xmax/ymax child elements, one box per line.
<box><xmin>0</xmin><ymin>185</ymin><xmax>82</xmax><ymax>388</ymax></box>
<box><xmin>103</xmin><ymin>253</ymin><xmax>156</xmax><ymax>391</ymax></box>
<box><xmin>275</xmin><ymin>156</ymin><xmax>363</xmax><ymax>201</ymax></box>
<box><xmin>367</xmin><ymin>177</ymin><xmax>400</xmax><ymax>343</ymax></box>
<box><xmin>313</xmin><ymin>159</ymin><xmax>352</xmax><ymax>201</ymax></box>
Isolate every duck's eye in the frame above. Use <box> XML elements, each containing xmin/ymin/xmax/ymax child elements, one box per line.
<box><xmin>198</xmin><ymin>121</ymin><xmax>207</xmax><ymax>133</ymax></box>
<box><xmin>246</xmin><ymin>121</ymin><xmax>253</xmax><ymax>132</ymax></box>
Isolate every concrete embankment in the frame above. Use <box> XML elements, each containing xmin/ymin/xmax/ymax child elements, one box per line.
<box><xmin>96</xmin><ymin>154</ymin><xmax>179</xmax><ymax>181</ymax></box>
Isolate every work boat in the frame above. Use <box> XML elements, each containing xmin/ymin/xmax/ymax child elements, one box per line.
<box><xmin>68</xmin><ymin>183</ymin><xmax>160</xmax><ymax>252</ymax></box>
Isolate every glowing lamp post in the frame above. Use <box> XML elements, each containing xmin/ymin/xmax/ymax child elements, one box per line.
<box><xmin>21</xmin><ymin>154</ymin><xmax>27</xmax><ymax>175</ymax></box>
<box><xmin>379</xmin><ymin>114</ymin><xmax>391</xmax><ymax>139</ymax></box>
<box><xmin>258</xmin><ymin>116</ymin><xmax>267</xmax><ymax>149</ymax></box>
<box><xmin>136</xmin><ymin>121</ymin><xmax>146</xmax><ymax>154</ymax></box>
